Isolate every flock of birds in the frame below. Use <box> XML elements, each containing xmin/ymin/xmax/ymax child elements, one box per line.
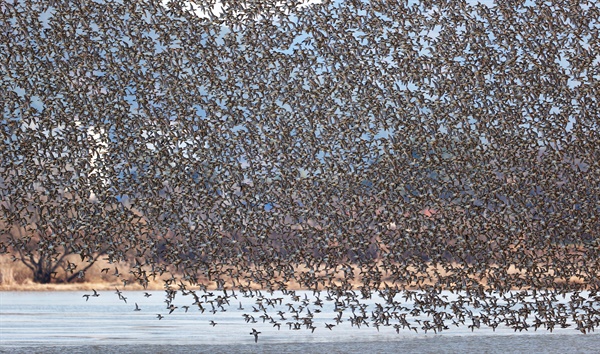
<box><xmin>81</xmin><ymin>284</ymin><xmax>600</xmax><ymax>341</ymax></box>
<box><xmin>1</xmin><ymin>0</ymin><xmax>599</xmax><ymax>340</ymax></box>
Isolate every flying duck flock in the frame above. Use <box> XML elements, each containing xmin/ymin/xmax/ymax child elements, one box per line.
<box><xmin>2</xmin><ymin>0</ymin><xmax>599</xmax><ymax>343</ymax></box>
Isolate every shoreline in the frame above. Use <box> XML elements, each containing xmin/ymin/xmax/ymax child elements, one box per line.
<box><xmin>1</xmin><ymin>255</ymin><xmax>589</xmax><ymax>292</ymax></box>
<box><xmin>0</xmin><ymin>282</ymin><xmax>165</xmax><ymax>292</ymax></box>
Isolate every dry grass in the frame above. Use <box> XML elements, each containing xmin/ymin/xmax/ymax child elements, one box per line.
<box><xmin>0</xmin><ymin>253</ymin><xmax>588</xmax><ymax>292</ymax></box>
<box><xmin>0</xmin><ymin>255</ymin><xmax>165</xmax><ymax>291</ymax></box>
<box><xmin>0</xmin><ymin>255</ymin><xmax>32</xmax><ymax>287</ymax></box>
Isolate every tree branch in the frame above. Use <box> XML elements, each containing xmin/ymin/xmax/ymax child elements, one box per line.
<box><xmin>65</xmin><ymin>248</ymin><xmax>109</xmax><ymax>283</ymax></box>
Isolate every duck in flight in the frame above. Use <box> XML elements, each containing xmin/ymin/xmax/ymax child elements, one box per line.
<box><xmin>168</xmin><ymin>304</ymin><xmax>178</xmax><ymax>314</ymax></box>
<box><xmin>250</xmin><ymin>328</ymin><xmax>261</xmax><ymax>343</ymax></box>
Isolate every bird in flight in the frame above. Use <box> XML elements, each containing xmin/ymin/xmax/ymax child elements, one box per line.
<box><xmin>250</xmin><ymin>328</ymin><xmax>261</xmax><ymax>343</ymax></box>
<box><xmin>168</xmin><ymin>304</ymin><xmax>178</xmax><ymax>314</ymax></box>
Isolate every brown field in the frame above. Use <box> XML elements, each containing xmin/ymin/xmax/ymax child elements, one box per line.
<box><xmin>0</xmin><ymin>255</ymin><xmax>164</xmax><ymax>291</ymax></box>
<box><xmin>0</xmin><ymin>253</ymin><xmax>588</xmax><ymax>292</ymax></box>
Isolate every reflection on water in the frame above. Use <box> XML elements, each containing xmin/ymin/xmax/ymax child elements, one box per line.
<box><xmin>1</xmin><ymin>291</ymin><xmax>598</xmax><ymax>353</ymax></box>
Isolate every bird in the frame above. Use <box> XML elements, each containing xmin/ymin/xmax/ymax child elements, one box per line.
<box><xmin>250</xmin><ymin>328</ymin><xmax>261</xmax><ymax>343</ymax></box>
<box><xmin>168</xmin><ymin>304</ymin><xmax>178</xmax><ymax>314</ymax></box>
<box><xmin>134</xmin><ymin>303</ymin><xmax>141</xmax><ymax>311</ymax></box>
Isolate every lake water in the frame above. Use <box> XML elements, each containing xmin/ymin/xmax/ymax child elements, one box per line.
<box><xmin>1</xmin><ymin>290</ymin><xmax>598</xmax><ymax>353</ymax></box>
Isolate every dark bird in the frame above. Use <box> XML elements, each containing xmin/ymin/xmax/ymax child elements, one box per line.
<box><xmin>250</xmin><ymin>328</ymin><xmax>261</xmax><ymax>343</ymax></box>
<box><xmin>168</xmin><ymin>304</ymin><xmax>178</xmax><ymax>314</ymax></box>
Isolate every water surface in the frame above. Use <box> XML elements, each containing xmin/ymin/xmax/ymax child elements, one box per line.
<box><xmin>1</xmin><ymin>291</ymin><xmax>597</xmax><ymax>353</ymax></box>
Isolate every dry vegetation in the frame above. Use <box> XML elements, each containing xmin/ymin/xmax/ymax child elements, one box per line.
<box><xmin>0</xmin><ymin>255</ymin><xmax>161</xmax><ymax>291</ymax></box>
<box><xmin>1</xmin><ymin>252</ymin><xmax>588</xmax><ymax>292</ymax></box>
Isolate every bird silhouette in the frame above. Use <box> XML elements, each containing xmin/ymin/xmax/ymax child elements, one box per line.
<box><xmin>250</xmin><ymin>328</ymin><xmax>261</xmax><ymax>343</ymax></box>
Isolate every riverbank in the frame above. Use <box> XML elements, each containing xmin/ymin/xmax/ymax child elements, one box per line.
<box><xmin>0</xmin><ymin>254</ymin><xmax>164</xmax><ymax>291</ymax></box>
<box><xmin>1</xmin><ymin>254</ymin><xmax>587</xmax><ymax>292</ymax></box>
